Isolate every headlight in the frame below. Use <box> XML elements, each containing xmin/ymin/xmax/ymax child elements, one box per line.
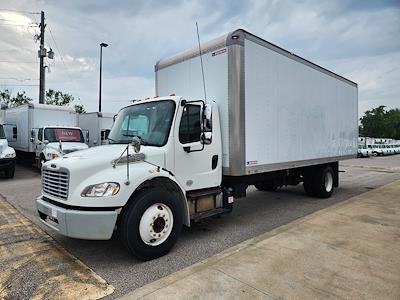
<box><xmin>81</xmin><ymin>182</ymin><xmax>120</xmax><ymax>197</ymax></box>
<box><xmin>47</xmin><ymin>152</ymin><xmax>59</xmax><ymax>159</ymax></box>
<box><xmin>4</xmin><ymin>152</ymin><xmax>16</xmax><ymax>158</ymax></box>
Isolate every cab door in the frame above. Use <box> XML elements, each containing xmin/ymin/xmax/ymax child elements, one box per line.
<box><xmin>173</xmin><ymin>101</ymin><xmax>221</xmax><ymax>191</ymax></box>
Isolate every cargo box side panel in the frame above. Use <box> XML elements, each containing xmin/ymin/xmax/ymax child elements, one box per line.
<box><xmin>156</xmin><ymin>48</ymin><xmax>230</xmax><ymax>167</ymax></box>
<box><xmin>5</xmin><ymin>106</ymin><xmax>30</xmax><ymax>152</ymax></box>
<box><xmin>244</xmin><ymin>39</ymin><xmax>357</xmax><ymax>171</ymax></box>
<box><xmin>32</xmin><ymin>109</ymin><xmax>77</xmax><ymax>128</ymax></box>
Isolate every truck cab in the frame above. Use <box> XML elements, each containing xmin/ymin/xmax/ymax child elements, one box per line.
<box><xmin>357</xmin><ymin>145</ymin><xmax>370</xmax><ymax>158</ymax></box>
<box><xmin>0</xmin><ymin>123</ymin><xmax>16</xmax><ymax>178</ymax></box>
<box><xmin>32</xmin><ymin>126</ymin><xmax>89</xmax><ymax>169</ymax></box>
<box><xmin>36</xmin><ymin>96</ymin><xmax>223</xmax><ymax>260</ymax></box>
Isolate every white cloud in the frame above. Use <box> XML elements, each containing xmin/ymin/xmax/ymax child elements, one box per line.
<box><xmin>0</xmin><ymin>0</ymin><xmax>399</xmax><ymax>115</ymax></box>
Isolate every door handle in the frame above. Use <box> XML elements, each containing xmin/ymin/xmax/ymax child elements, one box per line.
<box><xmin>212</xmin><ymin>155</ymin><xmax>218</xmax><ymax>169</ymax></box>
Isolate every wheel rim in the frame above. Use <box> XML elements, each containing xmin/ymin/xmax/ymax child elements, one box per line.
<box><xmin>139</xmin><ymin>203</ymin><xmax>173</xmax><ymax>246</ymax></box>
<box><xmin>325</xmin><ymin>171</ymin><xmax>333</xmax><ymax>192</ymax></box>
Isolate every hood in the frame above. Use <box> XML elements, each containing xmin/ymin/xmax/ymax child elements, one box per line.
<box><xmin>47</xmin><ymin>142</ymin><xmax>89</xmax><ymax>153</ymax></box>
<box><xmin>46</xmin><ymin>144</ymin><xmax>165</xmax><ymax>174</ymax></box>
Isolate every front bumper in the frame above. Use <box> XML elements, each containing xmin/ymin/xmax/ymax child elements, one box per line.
<box><xmin>36</xmin><ymin>196</ymin><xmax>118</xmax><ymax>240</ymax></box>
<box><xmin>0</xmin><ymin>157</ymin><xmax>16</xmax><ymax>169</ymax></box>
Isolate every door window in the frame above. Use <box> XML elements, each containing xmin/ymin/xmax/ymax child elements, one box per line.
<box><xmin>179</xmin><ymin>105</ymin><xmax>201</xmax><ymax>144</ymax></box>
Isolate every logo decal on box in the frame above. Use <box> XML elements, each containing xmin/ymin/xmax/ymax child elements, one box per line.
<box><xmin>246</xmin><ymin>160</ymin><xmax>258</xmax><ymax>166</ymax></box>
<box><xmin>212</xmin><ymin>48</ymin><xmax>226</xmax><ymax>56</ymax></box>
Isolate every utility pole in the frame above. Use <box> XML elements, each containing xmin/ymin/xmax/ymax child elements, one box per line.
<box><xmin>38</xmin><ymin>11</ymin><xmax>45</xmax><ymax>104</ymax></box>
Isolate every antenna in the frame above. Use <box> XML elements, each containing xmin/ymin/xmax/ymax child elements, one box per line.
<box><xmin>196</xmin><ymin>22</ymin><xmax>207</xmax><ymax>102</ymax></box>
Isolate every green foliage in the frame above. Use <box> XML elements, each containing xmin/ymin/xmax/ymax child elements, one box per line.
<box><xmin>0</xmin><ymin>89</ymin><xmax>32</xmax><ymax>107</ymax></box>
<box><xmin>359</xmin><ymin>105</ymin><xmax>400</xmax><ymax>139</ymax></box>
<box><xmin>74</xmin><ymin>104</ymin><xmax>86</xmax><ymax>114</ymax></box>
<box><xmin>45</xmin><ymin>89</ymin><xmax>74</xmax><ymax>106</ymax></box>
<box><xmin>1</xmin><ymin>89</ymin><xmax>86</xmax><ymax>113</ymax></box>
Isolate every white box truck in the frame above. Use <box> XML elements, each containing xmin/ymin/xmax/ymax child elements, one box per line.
<box><xmin>0</xmin><ymin>107</ymin><xmax>16</xmax><ymax>177</ymax></box>
<box><xmin>5</xmin><ymin>103</ymin><xmax>88</xmax><ymax>169</ymax></box>
<box><xmin>36</xmin><ymin>29</ymin><xmax>358</xmax><ymax>260</ymax></box>
<box><xmin>78</xmin><ymin>112</ymin><xmax>114</xmax><ymax>147</ymax></box>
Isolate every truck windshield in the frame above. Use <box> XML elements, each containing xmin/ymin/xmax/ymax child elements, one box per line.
<box><xmin>108</xmin><ymin>100</ymin><xmax>175</xmax><ymax>146</ymax></box>
<box><xmin>44</xmin><ymin>128</ymin><xmax>84</xmax><ymax>143</ymax></box>
<box><xmin>0</xmin><ymin>125</ymin><xmax>5</xmax><ymax>139</ymax></box>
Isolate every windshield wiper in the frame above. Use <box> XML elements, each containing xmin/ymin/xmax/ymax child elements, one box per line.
<box><xmin>122</xmin><ymin>134</ymin><xmax>148</xmax><ymax>145</ymax></box>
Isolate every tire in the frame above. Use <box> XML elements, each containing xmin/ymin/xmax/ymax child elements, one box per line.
<box><xmin>254</xmin><ymin>182</ymin><xmax>277</xmax><ymax>192</ymax></box>
<box><xmin>119</xmin><ymin>188</ymin><xmax>183</xmax><ymax>260</ymax></box>
<box><xmin>38</xmin><ymin>155</ymin><xmax>46</xmax><ymax>172</ymax></box>
<box><xmin>303</xmin><ymin>177</ymin><xmax>314</xmax><ymax>196</ymax></box>
<box><xmin>5</xmin><ymin>165</ymin><xmax>15</xmax><ymax>178</ymax></box>
<box><xmin>312</xmin><ymin>166</ymin><xmax>334</xmax><ymax>198</ymax></box>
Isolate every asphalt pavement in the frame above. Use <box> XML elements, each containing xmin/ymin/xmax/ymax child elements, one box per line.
<box><xmin>1</xmin><ymin>155</ymin><xmax>399</xmax><ymax>299</ymax></box>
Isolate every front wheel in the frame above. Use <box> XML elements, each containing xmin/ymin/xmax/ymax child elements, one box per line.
<box><xmin>119</xmin><ymin>188</ymin><xmax>183</xmax><ymax>260</ymax></box>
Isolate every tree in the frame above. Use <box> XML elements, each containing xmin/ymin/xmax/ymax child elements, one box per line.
<box><xmin>0</xmin><ymin>89</ymin><xmax>11</xmax><ymax>106</ymax></box>
<box><xmin>74</xmin><ymin>104</ymin><xmax>86</xmax><ymax>114</ymax></box>
<box><xmin>0</xmin><ymin>89</ymin><xmax>32</xmax><ymax>107</ymax></box>
<box><xmin>45</xmin><ymin>89</ymin><xmax>86</xmax><ymax>113</ymax></box>
<box><xmin>359</xmin><ymin>105</ymin><xmax>400</xmax><ymax>139</ymax></box>
<box><xmin>45</xmin><ymin>89</ymin><xmax>74</xmax><ymax>106</ymax></box>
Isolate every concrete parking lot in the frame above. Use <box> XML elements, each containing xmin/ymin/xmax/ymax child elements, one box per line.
<box><xmin>1</xmin><ymin>155</ymin><xmax>400</xmax><ymax>298</ymax></box>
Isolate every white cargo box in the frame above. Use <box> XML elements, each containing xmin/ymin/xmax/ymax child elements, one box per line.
<box><xmin>78</xmin><ymin>112</ymin><xmax>114</xmax><ymax>147</ymax></box>
<box><xmin>156</xmin><ymin>29</ymin><xmax>358</xmax><ymax>176</ymax></box>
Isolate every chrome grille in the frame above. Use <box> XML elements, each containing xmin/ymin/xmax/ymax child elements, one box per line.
<box><xmin>42</xmin><ymin>168</ymin><xmax>69</xmax><ymax>200</ymax></box>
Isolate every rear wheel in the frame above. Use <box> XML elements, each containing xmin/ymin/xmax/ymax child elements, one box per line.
<box><xmin>254</xmin><ymin>181</ymin><xmax>277</xmax><ymax>192</ymax></box>
<box><xmin>119</xmin><ymin>188</ymin><xmax>183</xmax><ymax>260</ymax></box>
<box><xmin>313</xmin><ymin>166</ymin><xmax>334</xmax><ymax>198</ymax></box>
<box><xmin>303</xmin><ymin>177</ymin><xmax>314</xmax><ymax>196</ymax></box>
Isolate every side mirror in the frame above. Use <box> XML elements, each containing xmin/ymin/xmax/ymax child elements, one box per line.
<box><xmin>131</xmin><ymin>136</ymin><xmax>141</xmax><ymax>153</ymax></box>
<box><xmin>203</xmin><ymin>103</ymin><xmax>212</xmax><ymax>132</ymax></box>
<box><xmin>30</xmin><ymin>129</ymin><xmax>35</xmax><ymax>138</ymax></box>
<box><xmin>202</xmin><ymin>132</ymin><xmax>212</xmax><ymax>145</ymax></box>
<box><xmin>44</xmin><ymin>140</ymin><xmax>49</xmax><ymax>145</ymax></box>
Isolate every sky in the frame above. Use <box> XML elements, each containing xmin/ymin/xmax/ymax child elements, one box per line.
<box><xmin>0</xmin><ymin>0</ymin><xmax>399</xmax><ymax>115</ymax></box>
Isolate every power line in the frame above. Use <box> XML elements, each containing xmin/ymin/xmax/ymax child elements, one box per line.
<box><xmin>47</xmin><ymin>24</ymin><xmax>81</xmax><ymax>100</ymax></box>
<box><xmin>0</xmin><ymin>60</ymin><xmax>38</xmax><ymax>63</ymax></box>
<box><xmin>0</xmin><ymin>77</ymin><xmax>39</xmax><ymax>81</ymax></box>
<box><xmin>0</xmin><ymin>84</ymin><xmax>39</xmax><ymax>86</ymax></box>
<box><xmin>0</xmin><ymin>23</ymin><xmax>38</xmax><ymax>27</ymax></box>
<box><xmin>0</xmin><ymin>8</ymin><xmax>40</xmax><ymax>15</ymax></box>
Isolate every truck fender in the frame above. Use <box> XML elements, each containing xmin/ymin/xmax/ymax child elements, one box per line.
<box><xmin>128</xmin><ymin>174</ymin><xmax>190</xmax><ymax>227</ymax></box>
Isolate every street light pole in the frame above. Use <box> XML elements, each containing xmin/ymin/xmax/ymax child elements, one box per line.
<box><xmin>99</xmin><ymin>42</ymin><xmax>108</xmax><ymax>112</ymax></box>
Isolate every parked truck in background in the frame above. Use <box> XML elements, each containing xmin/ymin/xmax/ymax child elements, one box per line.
<box><xmin>4</xmin><ymin>103</ymin><xmax>88</xmax><ymax>169</ymax></box>
<box><xmin>0</xmin><ymin>109</ymin><xmax>16</xmax><ymax>178</ymax></box>
<box><xmin>78</xmin><ymin>112</ymin><xmax>114</xmax><ymax>147</ymax></box>
<box><xmin>358</xmin><ymin>137</ymin><xmax>371</xmax><ymax>158</ymax></box>
<box><xmin>36</xmin><ymin>29</ymin><xmax>358</xmax><ymax>260</ymax></box>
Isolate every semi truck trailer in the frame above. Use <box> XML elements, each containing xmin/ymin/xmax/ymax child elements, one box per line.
<box><xmin>4</xmin><ymin>103</ymin><xmax>88</xmax><ymax>168</ymax></box>
<box><xmin>36</xmin><ymin>29</ymin><xmax>358</xmax><ymax>260</ymax></box>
